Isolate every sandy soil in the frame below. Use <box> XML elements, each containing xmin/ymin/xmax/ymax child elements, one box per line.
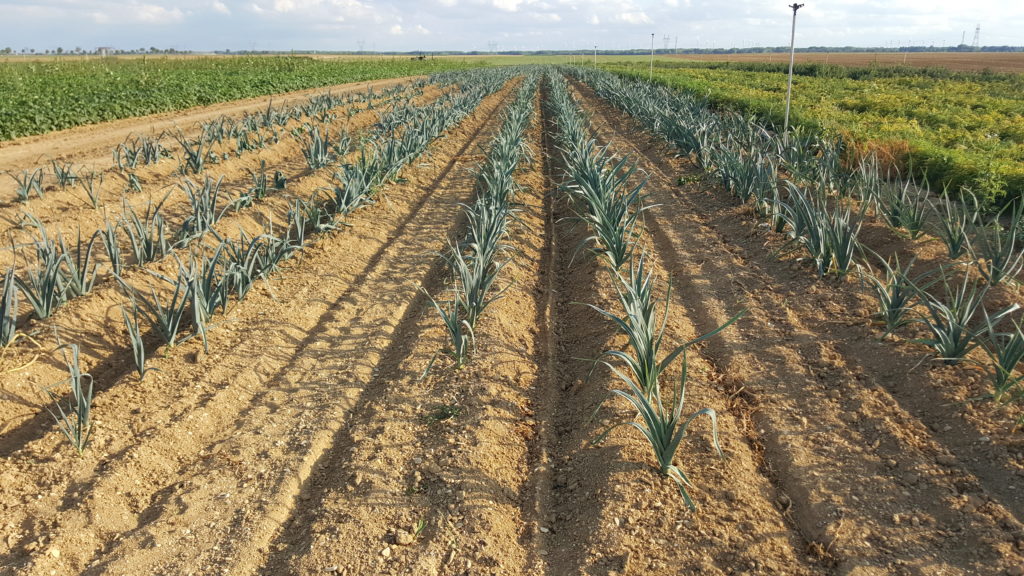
<box><xmin>2</xmin><ymin>69</ymin><xmax>1023</xmax><ymax>576</ymax></box>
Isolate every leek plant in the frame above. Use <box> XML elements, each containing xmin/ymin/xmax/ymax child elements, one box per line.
<box><xmin>10</xmin><ymin>168</ymin><xmax>44</xmax><ymax>202</ymax></box>
<box><xmin>58</xmin><ymin>229</ymin><xmax>100</xmax><ymax>298</ymax></box>
<box><xmin>968</xmin><ymin>203</ymin><xmax>1024</xmax><ymax>287</ymax></box>
<box><xmin>428</xmin><ymin>290</ymin><xmax>475</xmax><ymax>369</ymax></box>
<box><xmin>982</xmin><ymin>316</ymin><xmax>1024</xmax><ymax>406</ymax></box>
<box><xmin>78</xmin><ymin>171</ymin><xmax>103</xmax><ymax>210</ymax></box>
<box><xmin>858</xmin><ymin>253</ymin><xmax>927</xmax><ymax>337</ymax></box>
<box><xmin>177</xmin><ymin>177</ymin><xmax>230</xmax><ymax>243</ymax></box>
<box><xmin>49</xmin><ymin>160</ymin><xmax>78</xmax><ymax>189</ymax></box>
<box><xmin>121</xmin><ymin>299</ymin><xmax>156</xmax><ymax>380</ymax></box>
<box><xmin>14</xmin><ymin>236</ymin><xmax>68</xmax><ymax>320</ymax></box>
<box><xmin>878</xmin><ymin>179</ymin><xmax>929</xmax><ymax>239</ymax></box>
<box><xmin>101</xmin><ymin>219</ymin><xmax>125</xmax><ymax>276</ymax></box>
<box><xmin>591</xmin><ymin>269</ymin><xmax>745</xmax><ymax>509</ymax></box>
<box><xmin>121</xmin><ymin>197</ymin><xmax>171</xmax><ymax>265</ymax></box>
<box><xmin>1</xmin><ymin>269</ymin><xmax>16</xmax><ymax>347</ymax></box>
<box><xmin>175</xmin><ymin>132</ymin><xmax>210</xmax><ymax>175</ymax></box>
<box><xmin>914</xmin><ymin>271</ymin><xmax>1019</xmax><ymax>364</ymax></box>
<box><xmin>781</xmin><ymin>182</ymin><xmax>862</xmax><ymax>277</ymax></box>
<box><xmin>117</xmin><ymin>271</ymin><xmax>191</xmax><ymax>348</ymax></box>
<box><xmin>186</xmin><ymin>250</ymin><xmax>231</xmax><ymax>352</ymax></box>
<box><xmin>932</xmin><ymin>192</ymin><xmax>978</xmax><ymax>259</ymax></box>
<box><xmin>297</xmin><ymin>125</ymin><xmax>335</xmax><ymax>170</ymax></box>
<box><xmin>43</xmin><ymin>343</ymin><xmax>93</xmax><ymax>455</ymax></box>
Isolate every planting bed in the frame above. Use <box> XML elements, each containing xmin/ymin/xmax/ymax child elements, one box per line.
<box><xmin>2</xmin><ymin>67</ymin><xmax>1023</xmax><ymax>576</ymax></box>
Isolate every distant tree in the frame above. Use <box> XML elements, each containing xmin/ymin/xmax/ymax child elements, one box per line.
<box><xmin>56</xmin><ymin>47</ymin><xmax>63</xmax><ymax>55</ymax></box>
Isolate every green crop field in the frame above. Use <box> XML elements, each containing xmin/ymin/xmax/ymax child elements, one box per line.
<box><xmin>0</xmin><ymin>55</ymin><xmax>474</xmax><ymax>141</ymax></box>
<box><xmin>604</xmin><ymin>59</ymin><xmax>1024</xmax><ymax>205</ymax></box>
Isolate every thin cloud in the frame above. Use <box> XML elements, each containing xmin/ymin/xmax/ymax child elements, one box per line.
<box><xmin>0</xmin><ymin>0</ymin><xmax>1020</xmax><ymax>51</ymax></box>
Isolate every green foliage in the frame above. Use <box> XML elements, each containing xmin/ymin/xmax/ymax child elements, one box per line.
<box><xmin>0</xmin><ymin>56</ymin><xmax>475</xmax><ymax>141</ymax></box>
<box><xmin>605</xmin><ymin>60</ymin><xmax>1024</xmax><ymax>206</ymax></box>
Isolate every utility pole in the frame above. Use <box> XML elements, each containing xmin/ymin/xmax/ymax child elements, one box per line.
<box><xmin>783</xmin><ymin>3</ymin><xmax>804</xmax><ymax>142</ymax></box>
<box><xmin>594</xmin><ymin>45</ymin><xmax>597</xmax><ymax>65</ymax></box>
<box><xmin>649</xmin><ymin>33</ymin><xmax>655</xmax><ymax>81</ymax></box>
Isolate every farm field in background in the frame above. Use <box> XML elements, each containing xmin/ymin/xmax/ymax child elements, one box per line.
<box><xmin>671</xmin><ymin>51</ymin><xmax>1024</xmax><ymax>74</ymax></box>
<box><xmin>604</xmin><ymin>57</ymin><xmax>1024</xmax><ymax>205</ymax></box>
<box><xmin>2</xmin><ymin>63</ymin><xmax>1024</xmax><ymax>575</ymax></box>
<box><xmin>0</xmin><ymin>56</ymin><xmax>474</xmax><ymax>140</ymax></box>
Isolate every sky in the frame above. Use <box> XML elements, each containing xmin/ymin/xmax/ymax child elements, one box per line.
<box><xmin>1</xmin><ymin>0</ymin><xmax>1022</xmax><ymax>53</ymax></box>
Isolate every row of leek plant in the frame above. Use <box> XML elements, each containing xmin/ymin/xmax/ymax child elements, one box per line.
<box><xmin>3</xmin><ymin>82</ymin><xmax>424</xmax><ymax>205</ymax></box>
<box><xmin>428</xmin><ymin>75</ymin><xmax>538</xmax><ymax>368</ymax></box>
<box><xmin>572</xmin><ymin>66</ymin><xmax>1024</xmax><ymax>427</ymax></box>
<box><xmin>26</xmin><ymin>66</ymin><xmax>518</xmax><ymax>455</ymax></box>
<box><xmin>574</xmin><ymin>66</ymin><xmax>1024</xmax><ymax>288</ymax></box>
<box><xmin>546</xmin><ymin>72</ymin><xmax>743</xmax><ymax>510</ymax></box>
<box><xmin>0</xmin><ymin>72</ymin><xmax>494</xmax><ymax>347</ymax></box>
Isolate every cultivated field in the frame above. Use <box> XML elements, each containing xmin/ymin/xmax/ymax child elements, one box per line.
<box><xmin>671</xmin><ymin>51</ymin><xmax>1024</xmax><ymax>74</ymax></box>
<box><xmin>606</xmin><ymin>58</ymin><xmax>1024</xmax><ymax>206</ymax></box>
<box><xmin>2</xmin><ymin>65</ymin><xmax>1024</xmax><ymax>576</ymax></box>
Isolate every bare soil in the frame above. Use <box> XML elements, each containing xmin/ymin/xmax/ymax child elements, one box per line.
<box><xmin>2</xmin><ymin>70</ymin><xmax>1023</xmax><ymax>576</ymax></box>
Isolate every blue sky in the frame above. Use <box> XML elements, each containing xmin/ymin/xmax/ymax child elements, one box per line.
<box><xmin>2</xmin><ymin>0</ymin><xmax>1021</xmax><ymax>52</ymax></box>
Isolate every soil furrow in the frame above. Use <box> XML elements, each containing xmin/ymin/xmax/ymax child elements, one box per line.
<box><xmin>0</xmin><ymin>82</ymin><xmax>515</xmax><ymax>576</ymax></box>
<box><xmin>535</xmin><ymin>77</ymin><xmax>820</xmax><ymax>576</ymax></box>
<box><xmin>0</xmin><ymin>81</ymin><xmax>436</xmax><ymax>273</ymax></box>
<box><xmin>252</xmin><ymin>79</ymin><xmax>546</xmax><ymax>576</ymax></box>
<box><xmin>569</xmin><ymin>77</ymin><xmax>1024</xmax><ymax>575</ymax></box>
<box><xmin>0</xmin><ymin>84</ymin><xmax>456</xmax><ymax>458</ymax></box>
